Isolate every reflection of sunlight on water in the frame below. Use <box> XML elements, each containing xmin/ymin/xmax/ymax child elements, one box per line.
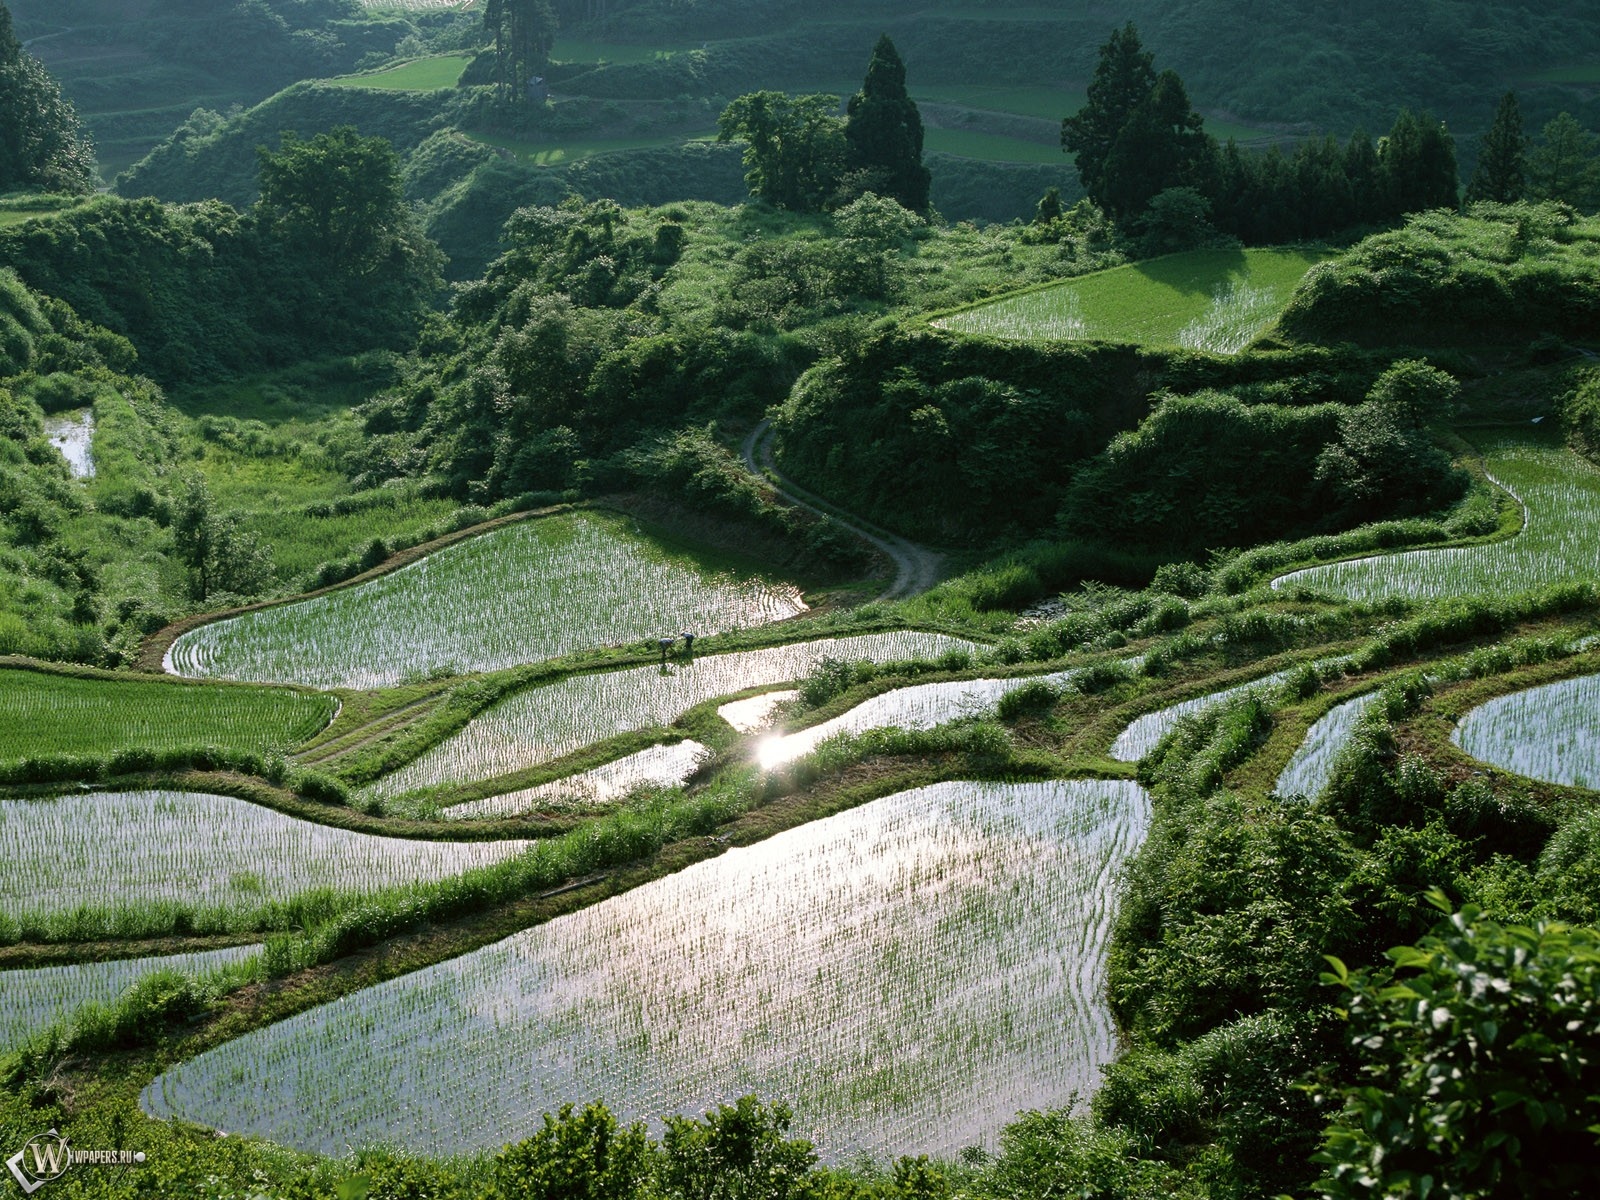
<box><xmin>756</xmin><ymin>735</ymin><xmax>787</xmax><ymax>771</ymax></box>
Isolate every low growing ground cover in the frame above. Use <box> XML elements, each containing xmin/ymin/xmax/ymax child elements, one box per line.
<box><xmin>1453</xmin><ymin>672</ymin><xmax>1600</xmax><ymax>788</ymax></box>
<box><xmin>166</xmin><ymin>511</ymin><xmax>806</xmax><ymax>689</ymax></box>
<box><xmin>0</xmin><ymin>945</ymin><xmax>261</xmax><ymax>1053</ymax></box>
<box><xmin>1110</xmin><ymin>667</ymin><xmax>1298</xmax><ymax>762</ymax></box>
<box><xmin>932</xmin><ymin>248</ymin><xmax>1329</xmax><ymax>351</ymax></box>
<box><xmin>0</xmin><ymin>668</ymin><xmax>336</xmax><ymax>762</ymax></box>
<box><xmin>361</xmin><ymin>632</ymin><xmax>973</xmax><ymax>806</ymax></box>
<box><xmin>143</xmin><ymin>779</ymin><xmax>1150</xmax><ymax>1163</ymax></box>
<box><xmin>0</xmin><ymin>791</ymin><xmax>531</xmax><ymax>937</ymax></box>
<box><xmin>1274</xmin><ymin>431</ymin><xmax>1600</xmax><ymax>602</ymax></box>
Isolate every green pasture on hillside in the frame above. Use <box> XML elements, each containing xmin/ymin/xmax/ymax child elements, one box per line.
<box><xmin>934</xmin><ymin>248</ymin><xmax>1330</xmax><ymax>352</ymax></box>
<box><xmin>551</xmin><ymin>39</ymin><xmax>686</xmax><ymax>65</ymax></box>
<box><xmin>922</xmin><ymin>128</ymin><xmax>1062</xmax><ymax>163</ymax></box>
<box><xmin>467</xmin><ymin>130</ymin><xmax>712</xmax><ymax>166</ymax></box>
<box><xmin>325</xmin><ymin>55</ymin><xmax>471</xmax><ymax>91</ymax></box>
<box><xmin>1274</xmin><ymin>430</ymin><xmax>1600</xmax><ymax>602</ymax></box>
<box><xmin>0</xmin><ymin>668</ymin><xmax>336</xmax><ymax>762</ymax></box>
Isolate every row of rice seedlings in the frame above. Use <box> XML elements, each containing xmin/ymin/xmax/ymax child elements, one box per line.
<box><xmin>716</xmin><ymin>690</ymin><xmax>800</xmax><ymax>733</ymax></box>
<box><xmin>1174</xmin><ymin>281</ymin><xmax>1280</xmax><ymax>355</ymax></box>
<box><xmin>143</xmin><ymin>779</ymin><xmax>1151</xmax><ymax>1163</ymax></box>
<box><xmin>0</xmin><ymin>669</ymin><xmax>336</xmax><ymax>762</ymax></box>
<box><xmin>167</xmin><ymin>512</ymin><xmax>807</xmax><ymax>690</ymax></box>
<box><xmin>1110</xmin><ymin>669</ymin><xmax>1298</xmax><ymax>763</ymax></box>
<box><xmin>0</xmin><ymin>945</ymin><xmax>261</xmax><ymax>1053</ymax></box>
<box><xmin>0</xmin><ymin>791</ymin><xmax>531</xmax><ymax>927</ymax></box>
<box><xmin>443</xmin><ymin>742</ymin><xmax>712</xmax><ymax>820</ymax></box>
<box><xmin>42</xmin><ymin>408</ymin><xmax>94</xmax><ymax>478</ymax></box>
<box><xmin>1273</xmin><ymin>436</ymin><xmax>1600</xmax><ymax>602</ymax></box>
<box><xmin>758</xmin><ymin>670</ymin><xmax>1077</xmax><ymax>769</ymax></box>
<box><xmin>1452</xmin><ymin>673</ymin><xmax>1600</xmax><ymax>788</ymax></box>
<box><xmin>1274</xmin><ymin>691</ymin><xmax>1381</xmax><ymax>801</ymax></box>
<box><xmin>934</xmin><ymin>290</ymin><xmax>1088</xmax><ymax>341</ymax></box>
<box><xmin>362</xmin><ymin>632</ymin><xmax>973</xmax><ymax>804</ymax></box>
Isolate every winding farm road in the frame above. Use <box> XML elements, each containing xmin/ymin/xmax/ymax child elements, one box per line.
<box><xmin>740</xmin><ymin>420</ymin><xmax>944</xmax><ymax>600</ymax></box>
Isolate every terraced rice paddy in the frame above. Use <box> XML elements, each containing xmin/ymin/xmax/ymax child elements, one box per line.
<box><xmin>0</xmin><ymin>669</ymin><xmax>336</xmax><ymax>762</ymax></box>
<box><xmin>1</xmin><ymin>945</ymin><xmax>260</xmax><ymax>1053</ymax></box>
<box><xmin>717</xmin><ymin>690</ymin><xmax>799</xmax><ymax>732</ymax></box>
<box><xmin>933</xmin><ymin>249</ymin><xmax>1328</xmax><ymax>351</ymax></box>
<box><xmin>758</xmin><ymin>670</ymin><xmax>1076</xmax><ymax>768</ymax></box>
<box><xmin>325</xmin><ymin>55</ymin><xmax>472</xmax><ymax>90</ymax></box>
<box><xmin>442</xmin><ymin>741</ymin><xmax>712</xmax><ymax>820</ymax></box>
<box><xmin>362</xmin><ymin>633</ymin><xmax>973</xmax><ymax>805</ymax></box>
<box><xmin>167</xmin><ymin>512</ymin><xmax>806</xmax><ymax>690</ymax></box>
<box><xmin>1453</xmin><ymin>674</ymin><xmax>1600</xmax><ymax>788</ymax></box>
<box><xmin>42</xmin><ymin>408</ymin><xmax>93</xmax><ymax>477</ymax></box>
<box><xmin>1110</xmin><ymin>669</ymin><xmax>1296</xmax><ymax>762</ymax></box>
<box><xmin>1274</xmin><ymin>434</ymin><xmax>1600</xmax><ymax>602</ymax></box>
<box><xmin>143</xmin><ymin>779</ymin><xmax>1150</xmax><ymax>1162</ymax></box>
<box><xmin>1275</xmin><ymin>692</ymin><xmax>1380</xmax><ymax>800</ymax></box>
<box><xmin>0</xmin><ymin>791</ymin><xmax>531</xmax><ymax>928</ymax></box>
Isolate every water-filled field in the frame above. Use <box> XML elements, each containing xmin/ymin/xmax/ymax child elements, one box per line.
<box><xmin>759</xmin><ymin>670</ymin><xmax>1075</xmax><ymax>768</ymax></box>
<box><xmin>0</xmin><ymin>669</ymin><xmax>336</xmax><ymax>762</ymax></box>
<box><xmin>716</xmin><ymin>690</ymin><xmax>799</xmax><ymax>732</ymax></box>
<box><xmin>42</xmin><ymin>409</ymin><xmax>93</xmax><ymax>477</ymax></box>
<box><xmin>443</xmin><ymin>741</ymin><xmax>712</xmax><ymax>820</ymax></box>
<box><xmin>0</xmin><ymin>792</ymin><xmax>530</xmax><ymax>928</ymax></box>
<box><xmin>1274</xmin><ymin>435</ymin><xmax>1600</xmax><ymax>602</ymax></box>
<box><xmin>143</xmin><ymin>779</ymin><xmax>1150</xmax><ymax>1162</ymax></box>
<box><xmin>362</xmin><ymin>632</ymin><xmax>974</xmax><ymax>805</ymax></box>
<box><xmin>167</xmin><ymin>512</ymin><xmax>806</xmax><ymax>690</ymax></box>
<box><xmin>1</xmin><ymin>945</ymin><xmax>260</xmax><ymax>1052</ymax></box>
<box><xmin>933</xmin><ymin>249</ymin><xmax>1328</xmax><ymax>352</ymax></box>
<box><xmin>1453</xmin><ymin>674</ymin><xmax>1600</xmax><ymax>788</ymax></box>
<box><xmin>1275</xmin><ymin>692</ymin><xmax>1380</xmax><ymax>800</ymax></box>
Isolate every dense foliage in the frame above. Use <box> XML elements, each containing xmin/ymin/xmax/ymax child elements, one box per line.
<box><xmin>0</xmin><ymin>1</ymin><xmax>94</xmax><ymax>192</ymax></box>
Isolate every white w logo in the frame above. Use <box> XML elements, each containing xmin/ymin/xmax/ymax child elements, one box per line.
<box><xmin>6</xmin><ymin>1129</ymin><xmax>71</xmax><ymax>1194</ymax></box>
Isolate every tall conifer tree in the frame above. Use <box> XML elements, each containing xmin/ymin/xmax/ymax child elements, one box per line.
<box><xmin>1466</xmin><ymin>91</ymin><xmax>1527</xmax><ymax>203</ymax></box>
<box><xmin>842</xmin><ymin>35</ymin><xmax>931</xmax><ymax>213</ymax></box>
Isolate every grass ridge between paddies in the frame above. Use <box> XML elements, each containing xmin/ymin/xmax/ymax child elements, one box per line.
<box><xmin>0</xmin><ymin>667</ymin><xmax>336</xmax><ymax>763</ymax></box>
<box><xmin>933</xmin><ymin>248</ymin><xmax>1329</xmax><ymax>352</ymax></box>
<box><xmin>1273</xmin><ymin>430</ymin><xmax>1600</xmax><ymax>603</ymax></box>
<box><xmin>166</xmin><ymin>511</ymin><xmax>806</xmax><ymax>691</ymax></box>
<box><xmin>143</xmin><ymin>779</ymin><xmax>1150</xmax><ymax>1163</ymax></box>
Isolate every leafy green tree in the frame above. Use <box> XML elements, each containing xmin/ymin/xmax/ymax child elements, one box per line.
<box><xmin>0</xmin><ymin>1</ymin><xmax>96</xmax><ymax>193</ymax></box>
<box><xmin>170</xmin><ymin>474</ymin><xmax>273</xmax><ymax>601</ymax></box>
<box><xmin>1527</xmin><ymin>112</ymin><xmax>1600</xmax><ymax>211</ymax></box>
<box><xmin>1365</xmin><ymin>357</ymin><xmax>1462</xmax><ymax>429</ymax></box>
<box><xmin>717</xmin><ymin>91</ymin><xmax>845</xmax><ymax>212</ymax></box>
<box><xmin>1061</xmin><ymin>26</ymin><xmax>1213</xmax><ymax>224</ymax></box>
<box><xmin>1466</xmin><ymin>91</ymin><xmax>1526</xmax><ymax>204</ymax></box>
<box><xmin>255</xmin><ymin>127</ymin><xmax>436</xmax><ymax>282</ymax></box>
<box><xmin>483</xmin><ymin>0</ymin><xmax>558</xmax><ymax>102</ymax></box>
<box><xmin>1317</xmin><ymin>898</ymin><xmax>1600</xmax><ymax>1199</ymax></box>
<box><xmin>840</xmin><ymin>35</ymin><xmax>931</xmax><ymax>214</ymax></box>
<box><xmin>658</xmin><ymin>1096</ymin><xmax>816</xmax><ymax>1200</ymax></box>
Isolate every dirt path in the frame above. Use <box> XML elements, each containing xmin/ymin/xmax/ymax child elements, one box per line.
<box><xmin>740</xmin><ymin>420</ymin><xmax>944</xmax><ymax>600</ymax></box>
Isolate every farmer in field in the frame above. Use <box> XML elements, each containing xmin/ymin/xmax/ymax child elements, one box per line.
<box><xmin>681</xmin><ymin>630</ymin><xmax>696</xmax><ymax>656</ymax></box>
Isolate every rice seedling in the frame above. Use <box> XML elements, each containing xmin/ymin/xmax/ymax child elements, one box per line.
<box><xmin>0</xmin><ymin>945</ymin><xmax>260</xmax><ymax>1053</ymax></box>
<box><xmin>42</xmin><ymin>408</ymin><xmax>94</xmax><ymax>477</ymax></box>
<box><xmin>1274</xmin><ymin>434</ymin><xmax>1600</xmax><ymax>602</ymax></box>
<box><xmin>143</xmin><ymin>779</ymin><xmax>1151</xmax><ymax>1163</ymax></box>
<box><xmin>933</xmin><ymin>249</ymin><xmax>1327</xmax><ymax>349</ymax></box>
<box><xmin>0</xmin><ymin>669</ymin><xmax>336</xmax><ymax>762</ymax></box>
<box><xmin>757</xmin><ymin>670</ymin><xmax>1077</xmax><ymax>769</ymax></box>
<box><xmin>716</xmin><ymin>691</ymin><xmax>800</xmax><ymax>732</ymax></box>
<box><xmin>0</xmin><ymin>791</ymin><xmax>531</xmax><ymax>928</ymax></box>
<box><xmin>167</xmin><ymin>512</ymin><xmax>806</xmax><ymax>690</ymax></box>
<box><xmin>1274</xmin><ymin>692</ymin><xmax>1380</xmax><ymax>800</ymax></box>
<box><xmin>442</xmin><ymin>742</ymin><xmax>712</xmax><ymax>820</ymax></box>
<box><xmin>1453</xmin><ymin>673</ymin><xmax>1600</xmax><ymax>788</ymax></box>
<box><xmin>362</xmin><ymin>632</ymin><xmax>973</xmax><ymax>805</ymax></box>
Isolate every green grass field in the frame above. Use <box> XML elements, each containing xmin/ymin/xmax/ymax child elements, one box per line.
<box><xmin>466</xmin><ymin>130</ymin><xmax>711</xmax><ymax>166</ymax></box>
<box><xmin>0</xmin><ymin>668</ymin><xmax>336</xmax><ymax>762</ymax></box>
<box><xmin>551</xmin><ymin>39</ymin><xmax>686</xmax><ymax>65</ymax></box>
<box><xmin>325</xmin><ymin>55</ymin><xmax>471</xmax><ymax>91</ymax></box>
<box><xmin>934</xmin><ymin>248</ymin><xmax>1330</xmax><ymax>351</ymax></box>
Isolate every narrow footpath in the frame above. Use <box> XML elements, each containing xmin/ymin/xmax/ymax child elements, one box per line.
<box><xmin>740</xmin><ymin>420</ymin><xmax>944</xmax><ymax>600</ymax></box>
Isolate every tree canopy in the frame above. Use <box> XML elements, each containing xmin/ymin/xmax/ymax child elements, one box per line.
<box><xmin>0</xmin><ymin>0</ymin><xmax>95</xmax><ymax>194</ymax></box>
<box><xmin>717</xmin><ymin>92</ymin><xmax>845</xmax><ymax>212</ymax></box>
<box><xmin>1466</xmin><ymin>91</ymin><xmax>1526</xmax><ymax>204</ymax></box>
<box><xmin>483</xmin><ymin>0</ymin><xmax>557</xmax><ymax>102</ymax></box>
<box><xmin>841</xmin><ymin>35</ymin><xmax>931</xmax><ymax>214</ymax></box>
